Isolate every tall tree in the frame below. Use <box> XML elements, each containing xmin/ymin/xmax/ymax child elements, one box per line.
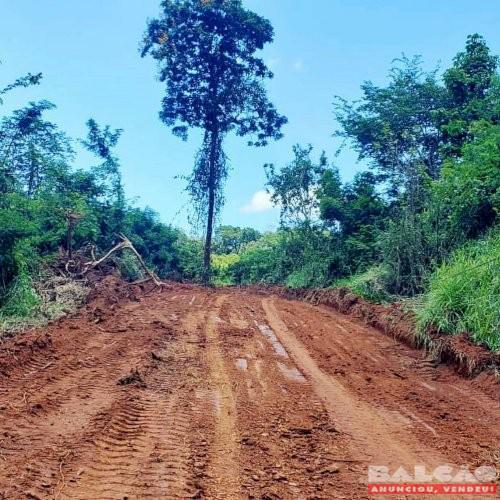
<box><xmin>0</xmin><ymin>64</ymin><xmax>42</xmax><ymax>193</ymax></box>
<box><xmin>442</xmin><ymin>34</ymin><xmax>499</xmax><ymax>156</ymax></box>
<box><xmin>334</xmin><ymin>56</ymin><xmax>446</xmax><ymax>204</ymax></box>
<box><xmin>141</xmin><ymin>0</ymin><xmax>286</xmax><ymax>283</ymax></box>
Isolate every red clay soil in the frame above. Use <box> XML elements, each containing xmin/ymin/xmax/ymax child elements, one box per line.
<box><xmin>256</xmin><ymin>286</ymin><xmax>500</xmax><ymax>377</ymax></box>
<box><xmin>0</xmin><ymin>280</ymin><xmax>498</xmax><ymax>499</ymax></box>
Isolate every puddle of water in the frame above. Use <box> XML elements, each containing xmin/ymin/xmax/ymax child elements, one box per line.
<box><xmin>277</xmin><ymin>362</ymin><xmax>306</xmax><ymax>383</ymax></box>
<box><xmin>256</xmin><ymin>323</ymin><xmax>289</xmax><ymax>358</ymax></box>
<box><xmin>235</xmin><ymin>358</ymin><xmax>248</xmax><ymax>371</ymax></box>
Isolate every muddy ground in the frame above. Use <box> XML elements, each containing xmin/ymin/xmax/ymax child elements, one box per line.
<box><xmin>0</xmin><ymin>281</ymin><xmax>498</xmax><ymax>499</ymax></box>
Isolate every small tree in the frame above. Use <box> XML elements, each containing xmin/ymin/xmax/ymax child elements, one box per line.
<box><xmin>265</xmin><ymin>145</ymin><xmax>327</xmax><ymax>229</ymax></box>
<box><xmin>0</xmin><ymin>101</ymin><xmax>73</xmax><ymax>196</ymax></box>
<box><xmin>82</xmin><ymin>119</ymin><xmax>125</xmax><ymax>239</ymax></box>
<box><xmin>141</xmin><ymin>0</ymin><xmax>286</xmax><ymax>284</ymax></box>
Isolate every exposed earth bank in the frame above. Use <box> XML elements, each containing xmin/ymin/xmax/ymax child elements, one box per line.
<box><xmin>0</xmin><ymin>279</ymin><xmax>498</xmax><ymax>499</ymax></box>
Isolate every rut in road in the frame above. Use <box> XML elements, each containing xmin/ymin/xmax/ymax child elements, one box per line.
<box><xmin>0</xmin><ymin>283</ymin><xmax>498</xmax><ymax>499</ymax></box>
<box><xmin>262</xmin><ymin>297</ymin><xmax>444</xmax><ymax>470</ymax></box>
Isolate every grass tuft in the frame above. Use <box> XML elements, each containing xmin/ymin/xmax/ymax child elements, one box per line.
<box><xmin>333</xmin><ymin>265</ymin><xmax>393</xmax><ymax>303</ymax></box>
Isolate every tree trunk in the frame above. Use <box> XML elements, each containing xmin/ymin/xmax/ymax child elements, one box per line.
<box><xmin>67</xmin><ymin>222</ymin><xmax>74</xmax><ymax>259</ymax></box>
<box><xmin>202</xmin><ymin>128</ymin><xmax>219</xmax><ymax>285</ymax></box>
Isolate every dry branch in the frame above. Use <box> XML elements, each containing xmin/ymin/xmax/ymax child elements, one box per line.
<box><xmin>69</xmin><ymin>234</ymin><xmax>166</xmax><ymax>287</ymax></box>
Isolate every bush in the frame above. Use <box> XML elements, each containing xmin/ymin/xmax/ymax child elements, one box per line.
<box><xmin>416</xmin><ymin>229</ymin><xmax>500</xmax><ymax>351</ymax></box>
<box><xmin>0</xmin><ymin>271</ymin><xmax>40</xmax><ymax>318</ymax></box>
<box><xmin>212</xmin><ymin>253</ymin><xmax>240</xmax><ymax>285</ymax></box>
<box><xmin>334</xmin><ymin>265</ymin><xmax>392</xmax><ymax>303</ymax></box>
<box><xmin>285</xmin><ymin>259</ymin><xmax>332</xmax><ymax>288</ymax></box>
<box><xmin>115</xmin><ymin>251</ymin><xmax>144</xmax><ymax>282</ymax></box>
<box><xmin>381</xmin><ymin>210</ymin><xmax>432</xmax><ymax>296</ymax></box>
<box><xmin>231</xmin><ymin>233</ymin><xmax>284</xmax><ymax>284</ymax></box>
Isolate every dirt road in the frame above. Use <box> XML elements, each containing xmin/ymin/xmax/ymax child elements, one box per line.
<box><xmin>0</xmin><ymin>283</ymin><xmax>498</xmax><ymax>499</ymax></box>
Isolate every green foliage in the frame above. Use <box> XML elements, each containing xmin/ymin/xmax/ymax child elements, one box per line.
<box><xmin>175</xmin><ymin>236</ymin><xmax>204</xmax><ymax>282</ymax></box>
<box><xmin>334</xmin><ymin>56</ymin><xmax>446</xmax><ymax>198</ymax></box>
<box><xmin>124</xmin><ymin>207</ymin><xmax>183</xmax><ymax>279</ymax></box>
<box><xmin>381</xmin><ymin>209</ymin><xmax>431</xmax><ymax>296</ymax></box>
<box><xmin>416</xmin><ymin>230</ymin><xmax>500</xmax><ymax>351</ymax></box>
<box><xmin>334</xmin><ymin>265</ymin><xmax>392</xmax><ymax>303</ymax></box>
<box><xmin>211</xmin><ymin>253</ymin><xmax>240</xmax><ymax>285</ymax></box>
<box><xmin>285</xmin><ymin>258</ymin><xmax>332</xmax><ymax>289</ymax></box>
<box><xmin>442</xmin><ymin>34</ymin><xmax>499</xmax><ymax>156</ymax></box>
<box><xmin>426</xmin><ymin>121</ymin><xmax>500</xmax><ymax>249</ymax></box>
<box><xmin>0</xmin><ymin>101</ymin><xmax>74</xmax><ymax>196</ymax></box>
<box><xmin>319</xmin><ymin>170</ymin><xmax>388</xmax><ymax>273</ymax></box>
<box><xmin>213</xmin><ymin>225</ymin><xmax>260</xmax><ymax>254</ymax></box>
<box><xmin>231</xmin><ymin>233</ymin><xmax>283</xmax><ymax>284</ymax></box>
<box><xmin>115</xmin><ymin>251</ymin><xmax>143</xmax><ymax>282</ymax></box>
<box><xmin>0</xmin><ymin>64</ymin><xmax>198</xmax><ymax>320</ymax></box>
<box><xmin>229</xmin><ymin>229</ymin><xmax>341</xmax><ymax>287</ymax></box>
<box><xmin>0</xmin><ymin>239</ymin><xmax>41</xmax><ymax>319</ymax></box>
<box><xmin>82</xmin><ymin>118</ymin><xmax>125</xmax><ymax>239</ymax></box>
<box><xmin>0</xmin><ymin>271</ymin><xmax>40</xmax><ymax>318</ymax></box>
<box><xmin>1</xmin><ymin>33</ymin><xmax>499</xmax><ymax>355</ymax></box>
<box><xmin>266</xmin><ymin>145</ymin><xmax>327</xmax><ymax>227</ymax></box>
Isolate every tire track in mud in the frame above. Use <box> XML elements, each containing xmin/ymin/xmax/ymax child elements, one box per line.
<box><xmin>217</xmin><ymin>294</ymin><xmax>367</xmax><ymax>499</ymax></box>
<box><xmin>204</xmin><ymin>294</ymin><xmax>241</xmax><ymax>499</ymax></box>
<box><xmin>58</xmin><ymin>298</ymin><xmax>207</xmax><ymax>500</ymax></box>
<box><xmin>61</xmin><ymin>393</ymin><xmax>197</xmax><ymax>499</ymax></box>
<box><xmin>272</xmin><ymin>296</ymin><xmax>500</xmax><ymax>470</ymax></box>
<box><xmin>0</xmin><ymin>333</ymin><xmax>144</xmax><ymax>497</ymax></box>
<box><xmin>0</xmin><ymin>291</ymin><xmax>208</xmax><ymax>499</ymax></box>
<box><xmin>262</xmin><ymin>297</ymin><xmax>446</xmax><ymax>470</ymax></box>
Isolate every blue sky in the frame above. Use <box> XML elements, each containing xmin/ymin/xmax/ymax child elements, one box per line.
<box><xmin>1</xmin><ymin>1</ymin><xmax>499</xmax><ymax>232</ymax></box>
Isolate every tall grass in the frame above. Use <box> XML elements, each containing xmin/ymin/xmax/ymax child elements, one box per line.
<box><xmin>333</xmin><ymin>265</ymin><xmax>393</xmax><ymax>303</ymax></box>
<box><xmin>0</xmin><ymin>271</ymin><xmax>40</xmax><ymax>318</ymax></box>
<box><xmin>416</xmin><ymin>229</ymin><xmax>500</xmax><ymax>351</ymax></box>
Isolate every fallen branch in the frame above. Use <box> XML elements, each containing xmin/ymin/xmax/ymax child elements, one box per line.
<box><xmin>70</xmin><ymin>234</ymin><xmax>166</xmax><ymax>287</ymax></box>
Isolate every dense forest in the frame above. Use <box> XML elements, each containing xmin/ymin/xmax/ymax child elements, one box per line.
<box><xmin>0</xmin><ymin>10</ymin><xmax>498</xmax><ymax>350</ymax></box>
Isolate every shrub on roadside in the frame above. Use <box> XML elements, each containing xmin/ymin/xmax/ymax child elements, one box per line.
<box><xmin>333</xmin><ymin>265</ymin><xmax>393</xmax><ymax>303</ymax></box>
<box><xmin>212</xmin><ymin>253</ymin><xmax>240</xmax><ymax>285</ymax></box>
<box><xmin>416</xmin><ymin>229</ymin><xmax>500</xmax><ymax>351</ymax></box>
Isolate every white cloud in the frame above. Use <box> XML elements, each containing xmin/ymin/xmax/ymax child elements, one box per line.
<box><xmin>241</xmin><ymin>190</ymin><xmax>276</xmax><ymax>214</ymax></box>
<box><xmin>292</xmin><ymin>59</ymin><xmax>304</xmax><ymax>72</ymax></box>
